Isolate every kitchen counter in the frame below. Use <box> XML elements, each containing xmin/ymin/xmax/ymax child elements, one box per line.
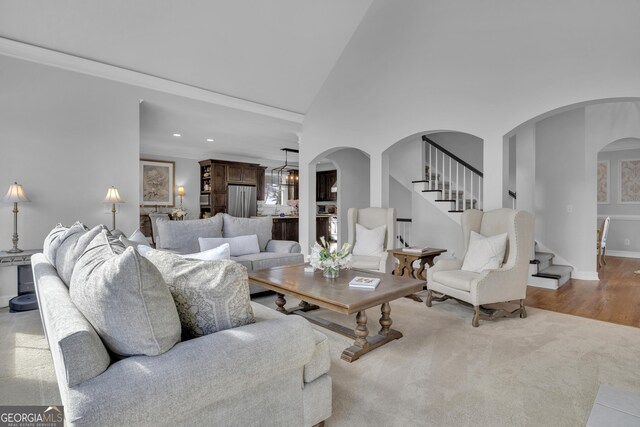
<box><xmin>253</xmin><ymin>215</ymin><xmax>299</xmax><ymax>220</ymax></box>
<box><xmin>316</xmin><ymin>213</ymin><xmax>336</xmax><ymax>217</ymax></box>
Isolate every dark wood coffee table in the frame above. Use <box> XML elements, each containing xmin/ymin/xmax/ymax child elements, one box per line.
<box><xmin>249</xmin><ymin>264</ymin><xmax>426</xmax><ymax>362</ymax></box>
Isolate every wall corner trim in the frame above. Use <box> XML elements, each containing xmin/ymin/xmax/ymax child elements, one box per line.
<box><xmin>0</xmin><ymin>37</ymin><xmax>305</xmax><ymax>124</ymax></box>
<box><xmin>571</xmin><ymin>271</ymin><xmax>600</xmax><ymax>281</ymax></box>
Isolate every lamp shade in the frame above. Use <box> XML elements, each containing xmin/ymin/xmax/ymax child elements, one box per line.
<box><xmin>104</xmin><ymin>186</ymin><xmax>125</xmax><ymax>204</ymax></box>
<box><xmin>1</xmin><ymin>182</ymin><xmax>30</xmax><ymax>203</ymax></box>
<box><xmin>177</xmin><ymin>185</ymin><xmax>185</xmax><ymax>196</ymax></box>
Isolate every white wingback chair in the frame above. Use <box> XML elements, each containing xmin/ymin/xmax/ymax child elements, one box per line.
<box><xmin>347</xmin><ymin>207</ymin><xmax>396</xmax><ymax>274</ymax></box>
<box><xmin>426</xmin><ymin>208</ymin><xmax>534</xmax><ymax>327</ymax></box>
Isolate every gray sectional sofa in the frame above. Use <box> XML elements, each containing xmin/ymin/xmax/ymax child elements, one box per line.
<box><xmin>154</xmin><ymin>213</ymin><xmax>304</xmax><ymax>294</ymax></box>
<box><xmin>32</xmin><ymin>225</ymin><xmax>331</xmax><ymax>426</ymax></box>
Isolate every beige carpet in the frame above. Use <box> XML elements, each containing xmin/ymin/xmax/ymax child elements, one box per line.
<box><xmin>2</xmin><ymin>293</ymin><xmax>640</xmax><ymax>426</ymax></box>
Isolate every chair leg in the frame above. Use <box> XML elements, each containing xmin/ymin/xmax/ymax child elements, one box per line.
<box><xmin>425</xmin><ymin>290</ymin><xmax>433</xmax><ymax>307</ymax></box>
<box><xmin>472</xmin><ymin>306</ymin><xmax>480</xmax><ymax>327</ymax></box>
<box><xmin>519</xmin><ymin>299</ymin><xmax>527</xmax><ymax>318</ymax></box>
<box><xmin>602</xmin><ymin>247</ymin><xmax>607</xmax><ymax>265</ymax></box>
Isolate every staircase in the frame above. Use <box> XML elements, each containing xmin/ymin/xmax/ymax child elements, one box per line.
<box><xmin>412</xmin><ymin>136</ymin><xmax>483</xmax><ymax>224</ymax></box>
<box><xmin>528</xmin><ymin>248</ymin><xmax>573</xmax><ymax>289</ymax></box>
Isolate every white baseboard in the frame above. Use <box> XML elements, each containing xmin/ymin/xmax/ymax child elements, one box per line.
<box><xmin>0</xmin><ymin>294</ymin><xmax>14</xmax><ymax>309</ymax></box>
<box><xmin>605</xmin><ymin>250</ymin><xmax>640</xmax><ymax>259</ymax></box>
<box><xmin>571</xmin><ymin>271</ymin><xmax>600</xmax><ymax>281</ymax></box>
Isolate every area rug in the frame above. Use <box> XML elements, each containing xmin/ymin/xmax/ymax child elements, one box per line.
<box><xmin>2</xmin><ymin>292</ymin><xmax>640</xmax><ymax>427</ymax></box>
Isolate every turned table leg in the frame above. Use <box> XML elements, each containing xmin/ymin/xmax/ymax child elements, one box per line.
<box><xmin>379</xmin><ymin>302</ymin><xmax>392</xmax><ymax>336</ymax></box>
<box><xmin>354</xmin><ymin>310</ymin><xmax>369</xmax><ymax>349</ymax></box>
<box><xmin>275</xmin><ymin>293</ymin><xmax>287</xmax><ymax>313</ymax></box>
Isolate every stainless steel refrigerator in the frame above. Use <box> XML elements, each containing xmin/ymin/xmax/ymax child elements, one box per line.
<box><xmin>227</xmin><ymin>185</ymin><xmax>257</xmax><ymax>218</ymax></box>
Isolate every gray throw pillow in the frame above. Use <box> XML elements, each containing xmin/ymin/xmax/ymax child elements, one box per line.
<box><xmin>70</xmin><ymin>231</ymin><xmax>181</xmax><ymax>356</ymax></box>
<box><xmin>43</xmin><ymin>223</ymin><xmax>68</xmax><ymax>264</ymax></box>
<box><xmin>145</xmin><ymin>249</ymin><xmax>255</xmax><ymax>339</ymax></box>
<box><xmin>156</xmin><ymin>215</ymin><xmax>223</xmax><ymax>253</ymax></box>
<box><xmin>55</xmin><ymin>224</ymin><xmax>108</xmax><ymax>287</ymax></box>
<box><xmin>223</xmin><ymin>214</ymin><xmax>272</xmax><ymax>252</ymax></box>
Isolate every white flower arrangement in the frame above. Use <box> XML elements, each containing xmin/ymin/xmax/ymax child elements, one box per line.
<box><xmin>309</xmin><ymin>236</ymin><xmax>353</xmax><ymax>277</ymax></box>
<box><xmin>171</xmin><ymin>208</ymin><xmax>187</xmax><ymax>220</ymax></box>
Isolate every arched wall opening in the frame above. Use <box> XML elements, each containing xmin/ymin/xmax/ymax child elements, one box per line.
<box><xmin>597</xmin><ymin>137</ymin><xmax>640</xmax><ymax>259</ymax></box>
<box><xmin>381</xmin><ymin>130</ymin><xmax>484</xmax><ymax>258</ymax></box>
<box><xmin>300</xmin><ymin>147</ymin><xmax>370</xmax><ymax>255</ymax></box>
<box><xmin>503</xmin><ymin>98</ymin><xmax>640</xmax><ymax>278</ymax></box>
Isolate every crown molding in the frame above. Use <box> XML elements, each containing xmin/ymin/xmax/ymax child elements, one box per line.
<box><xmin>0</xmin><ymin>37</ymin><xmax>305</xmax><ymax>124</ymax></box>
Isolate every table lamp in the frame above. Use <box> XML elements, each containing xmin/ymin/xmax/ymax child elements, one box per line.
<box><xmin>177</xmin><ymin>185</ymin><xmax>185</xmax><ymax>209</ymax></box>
<box><xmin>104</xmin><ymin>186</ymin><xmax>124</xmax><ymax>230</ymax></box>
<box><xmin>1</xmin><ymin>182</ymin><xmax>31</xmax><ymax>253</ymax></box>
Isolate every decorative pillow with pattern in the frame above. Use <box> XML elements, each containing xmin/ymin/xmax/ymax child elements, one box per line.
<box><xmin>145</xmin><ymin>249</ymin><xmax>255</xmax><ymax>339</ymax></box>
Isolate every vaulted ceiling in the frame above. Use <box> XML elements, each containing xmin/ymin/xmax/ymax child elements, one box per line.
<box><xmin>0</xmin><ymin>1</ymin><xmax>372</xmax><ymax>161</ymax></box>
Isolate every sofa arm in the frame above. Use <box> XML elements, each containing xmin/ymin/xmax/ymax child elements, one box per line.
<box><xmin>427</xmin><ymin>258</ymin><xmax>463</xmax><ymax>283</ymax></box>
<box><xmin>266</xmin><ymin>239</ymin><xmax>302</xmax><ymax>253</ymax></box>
<box><xmin>67</xmin><ymin>316</ymin><xmax>316</xmax><ymax>426</ymax></box>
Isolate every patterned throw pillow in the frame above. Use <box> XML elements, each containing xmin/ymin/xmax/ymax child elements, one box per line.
<box><xmin>145</xmin><ymin>249</ymin><xmax>255</xmax><ymax>339</ymax></box>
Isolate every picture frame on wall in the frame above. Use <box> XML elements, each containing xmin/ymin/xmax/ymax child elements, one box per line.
<box><xmin>619</xmin><ymin>158</ymin><xmax>640</xmax><ymax>204</ymax></box>
<box><xmin>597</xmin><ymin>160</ymin><xmax>609</xmax><ymax>204</ymax></box>
<box><xmin>140</xmin><ymin>159</ymin><xmax>175</xmax><ymax>207</ymax></box>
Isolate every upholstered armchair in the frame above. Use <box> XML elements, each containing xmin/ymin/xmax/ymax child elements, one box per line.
<box><xmin>426</xmin><ymin>208</ymin><xmax>534</xmax><ymax>327</ymax></box>
<box><xmin>347</xmin><ymin>207</ymin><xmax>396</xmax><ymax>274</ymax></box>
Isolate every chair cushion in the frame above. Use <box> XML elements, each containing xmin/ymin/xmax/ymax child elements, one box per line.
<box><xmin>70</xmin><ymin>231</ymin><xmax>181</xmax><ymax>356</ymax></box>
<box><xmin>461</xmin><ymin>231</ymin><xmax>508</xmax><ymax>272</ymax></box>
<box><xmin>352</xmin><ymin>223</ymin><xmax>386</xmax><ymax>256</ymax></box>
<box><xmin>431</xmin><ymin>270</ymin><xmax>481</xmax><ymax>292</ymax></box>
<box><xmin>145</xmin><ymin>249</ymin><xmax>255</xmax><ymax>338</ymax></box>
<box><xmin>199</xmin><ymin>235</ymin><xmax>260</xmax><ymax>256</ymax></box>
<box><xmin>156</xmin><ymin>215</ymin><xmax>223</xmax><ymax>253</ymax></box>
<box><xmin>223</xmin><ymin>214</ymin><xmax>272</xmax><ymax>252</ymax></box>
<box><xmin>351</xmin><ymin>255</ymin><xmax>381</xmax><ymax>271</ymax></box>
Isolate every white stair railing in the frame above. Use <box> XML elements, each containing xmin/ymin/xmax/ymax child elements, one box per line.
<box><xmin>396</xmin><ymin>218</ymin><xmax>412</xmax><ymax>248</ymax></box>
<box><xmin>423</xmin><ymin>136</ymin><xmax>483</xmax><ymax>212</ymax></box>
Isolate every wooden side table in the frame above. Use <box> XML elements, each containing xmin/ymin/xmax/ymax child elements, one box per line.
<box><xmin>388</xmin><ymin>248</ymin><xmax>447</xmax><ymax>302</ymax></box>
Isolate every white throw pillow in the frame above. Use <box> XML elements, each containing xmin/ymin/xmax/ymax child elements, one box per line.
<box><xmin>352</xmin><ymin>223</ymin><xmax>386</xmax><ymax>256</ymax></box>
<box><xmin>129</xmin><ymin>228</ymin><xmax>150</xmax><ymax>245</ymax></box>
<box><xmin>461</xmin><ymin>231</ymin><xmax>508</xmax><ymax>273</ymax></box>
<box><xmin>199</xmin><ymin>235</ymin><xmax>260</xmax><ymax>256</ymax></box>
<box><xmin>182</xmin><ymin>243</ymin><xmax>231</xmax><ymax>261</ymax></box>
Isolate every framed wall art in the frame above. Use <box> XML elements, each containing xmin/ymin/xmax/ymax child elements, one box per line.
<box><xmin>140</xmin><ymin>159</ymin><xmax>175</xmax><ymax>207</ymax></box>
<box><xmin>597</xmin><ymin>160</ymin><xmax>609</xmax><ymax>204</ymax></box>
<box><xmin>619</xmin><ymin>158</ymin><xmax>640</xmax><ymax>204</ymax></box>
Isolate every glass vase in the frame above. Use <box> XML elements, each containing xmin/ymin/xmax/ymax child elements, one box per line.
<box><xmin>323</xmin><ymin>267</ymin><xmax>339</xmax><ymax>279</ymax></box>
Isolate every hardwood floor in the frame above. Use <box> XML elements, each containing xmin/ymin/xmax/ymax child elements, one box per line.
<box><xmin>526</xmin><ymin>256</ymin><xmax>640</xmax><ymax>328</ymax></box>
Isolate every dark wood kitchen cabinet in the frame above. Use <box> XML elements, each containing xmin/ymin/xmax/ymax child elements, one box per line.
<box><xmin>316</xmin><ymin>170</ymin><xmax>337</xmax><ymax>202</ymax></box>
<box><xmin>316</xmin><ymin>216</ymin><xmax>331</xmax><ymax>242</ymax></box>
<box><xmin>272</xmin><ymin>217</ymin><xmax>299</xmax><ymax>241</ymax></box>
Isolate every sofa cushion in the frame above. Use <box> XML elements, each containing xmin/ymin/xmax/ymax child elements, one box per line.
<box><xmin>223</xmin><ymin>214</ymin><xmax>272</xmax><ymax>252</ymax></box>
<box><xmin>233</xmin><ymin>252</ymin><xmax>304</xmax><ymax>271</ymax></box>
<box><xmin>250</xmin><ymin>302</ymin><xmax>330</xmax><ymax>384</ymax></box>
<box><xmin>351</xmin><ymin>255</ymin><xmax>381</xmax><ymax>271</ymax></box>
<box><xmin>70</xmin><ymin>231</ymin><xmax>181</xmax><ymax>356</ymax></box>
<box><xmin>461</xmin><ymin>231</ymin><xmax>508</xmax><ymax>272</ymax></box>
<box><xmin>431</xmin><ymin>270</ymin><xmax>481</xmax><ymax>292</ymax></box>
<box><xmin>145</xmin><ymin>249</ymin><xmax>255</xmax><ymax>338</ymax></box>
<box><xmin>200</xmin><ymin>235</ymin><xmax>260</xmax><ymax>256</ymax></box>
<box><xmin>157</xmin><ymin>215</ymin><xmax>223</xmax><ymax>253</ymax></box>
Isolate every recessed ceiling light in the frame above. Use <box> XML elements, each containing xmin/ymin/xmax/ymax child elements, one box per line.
<box><xmin>206</xmin><ymin>138</ymin><xmax>214</xmax><ymax>142</ymax></box>
<box><xmin>173</xmin><ymin>133</ymin><xmax>181</xmax><ymax>137</ymax></box>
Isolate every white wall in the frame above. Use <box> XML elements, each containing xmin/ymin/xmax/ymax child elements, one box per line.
<box><xmin>139</xmin><ymin>153</ymin><xmax>200</xmax><ymax>219</ymax></box>
<box><xmin>325</xmin><ymin>148</ymin><xmax>370</xmax><ymax>246</ymax></box>
<box><xmin>299</xmin><ymin>0</ymin><xmax>640</xmax><ymax>256</ymax></box>
<box><xmin>0</xmin><ymin>56</ymin><xmax>140</xmax><ymax>305</ymax></box>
